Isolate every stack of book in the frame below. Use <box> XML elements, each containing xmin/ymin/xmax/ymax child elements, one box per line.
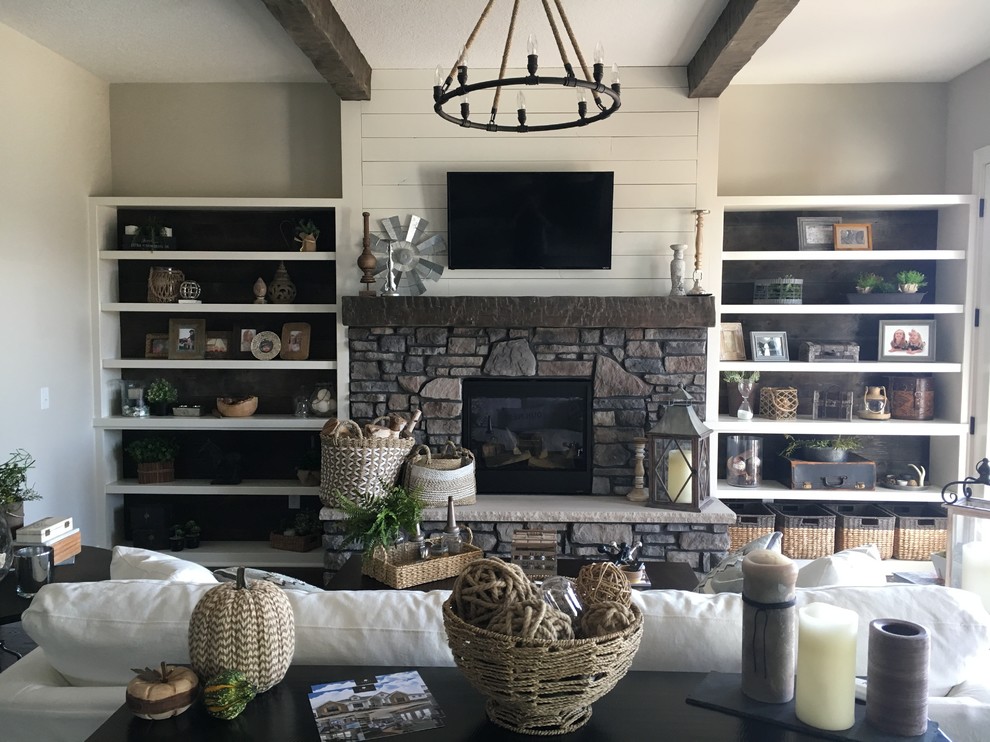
<box><xmin>15</xmin><ymin>516</ymin><xmax>81</xmax><ymax>565</ymax></box>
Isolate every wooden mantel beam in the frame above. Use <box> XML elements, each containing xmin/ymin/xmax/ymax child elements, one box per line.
<box><xmin>687</xmin><ymin>0</ymin><xmax>800</xmax><ymax>98</ymax></box>
<box><xmin>260</xmin><ymin>0</ymin><xmax>372</xmax><ymax>100</ymax></box>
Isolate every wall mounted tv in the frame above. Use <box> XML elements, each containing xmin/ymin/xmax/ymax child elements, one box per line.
<box><xmin>447</xmin><ymin>171</ymin><xmax>614</xmax><ymax>270</ymax></box>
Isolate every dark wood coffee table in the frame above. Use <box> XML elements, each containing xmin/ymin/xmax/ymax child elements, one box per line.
<box><xmin>85</xmin><ymin>665</ymin><xmax>872</xmax><ymax>741</ymax></box>
<box><xmin>328</xmin><ymin>554</ymin><xmax>699</xmax><ymax>591</ymax></box>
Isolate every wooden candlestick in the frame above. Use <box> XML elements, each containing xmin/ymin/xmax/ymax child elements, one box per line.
<box><xmin>358</xmin><ymin>211</ymin><xmax>378</xmax><ymax>297</ymax></box>
<box><xmin>627</xmin><ymin>437</ymin><xmax>648</xmax><ymax>502</ymax></box>
<box><xmin>688</xmin><ymin>209</ymin><xmax>710</xmax><ymax>296</ymax></box>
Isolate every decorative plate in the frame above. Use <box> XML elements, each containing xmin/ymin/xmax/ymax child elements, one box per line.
<box><xmin>879</xmin><ymin>482</ymin><xmax>933</xmax><ymax>492</ymax></box>
<box><xmin>250</xmin><ymin>331</ymin><xmax>281</xmax><ymax>360</ymax></box>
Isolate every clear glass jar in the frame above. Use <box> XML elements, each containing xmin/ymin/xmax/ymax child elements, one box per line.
<box><xmin>726</xmin><ymin>435</ymin><xmax>761</xmax><ymax>487</ymax></box>
<box><xmin>119</xmin><ymin>380</ymin><xmax>148</xmax><ymax>417</ymax></box>
<box><xmin>309</xmin><ymin>383</ymin><xmax>336</xmax><ymax>417</ymax></box>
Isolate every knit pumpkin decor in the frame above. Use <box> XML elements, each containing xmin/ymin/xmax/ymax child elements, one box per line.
<box><xmin>188</xmin><ymin>566</ymin><xmax>295</xmax><ymax>692</ymax></box>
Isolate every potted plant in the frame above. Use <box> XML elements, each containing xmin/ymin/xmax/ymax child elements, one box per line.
<box><xmin>169</xmin><ymin>524</ymin><xmax>185</xmax><ymax>552</ymax></box>
<box><xmin>125</xmin><ymin>437</ymin><xmax>179</xmax><ymax>484</ymax></box>
<box><xmin>145</xmin><ymin>378</ymin><xmax>178</xmax><ymax>416</ymax></box>
<box><xmin>271</xmin><ymin>510</ymin><xmax>322</xmax><ymax>552</ymax></box>
<box><xmin>896</xmin><ymin>269</ymin><xmax>927</xmax><ymax>294</ymax></box>
<box><xmin>334</xmin><ymin>483</ymin><xmax>423</xmax><ymax>553</ymax></box>
<box><xmin>781</xmin><ymin>434</ymin><xmax>861</xmax><ymax>463</ymax></box>
<box><xmin>184</xmin><ymin>520</ymin><xmax>202</xmax><ymax>549</ymax></box>
<box><xmin>854</xmin><ymin>272</ymin><xmax>886</xmax><ymax>294</ymax></box>
<box><xmin>0</xmin><ymin>449</ymin><xmax>42</xmax><ymax>534</ymax></box>
<box><xmin>295</xmin><ymin>219</ymin><xmax>320</xmax><ymax>252</ymax></box>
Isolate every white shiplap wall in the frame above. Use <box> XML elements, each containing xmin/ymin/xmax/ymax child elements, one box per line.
<box><xmin>357</xmin><ymin>67</ymin><xmax>717</xmax><ymax>296</ymax></box>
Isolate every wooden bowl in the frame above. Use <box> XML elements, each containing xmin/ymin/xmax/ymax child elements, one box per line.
<box><xmin>216</xmin><ymin>396</ymin><xmax>258</xmax><ymax>417</ymax></box>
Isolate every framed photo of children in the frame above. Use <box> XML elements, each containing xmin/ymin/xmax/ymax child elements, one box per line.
<box><xmin>750</xmin><ymin>331</ymin><xmax>789</xmax><ymax>361</ymax></box>
<box><xmin>878</xmin><ymin>320</ymin><xmax>935</xmax><ymax>362</ymax></box>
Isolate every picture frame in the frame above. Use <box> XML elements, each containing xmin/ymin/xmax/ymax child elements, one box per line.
<box><xmin>750</xmin><ymin>331</ymin><xmax>789</xmax><ymax>361</ymax></box>
<box><xmin>878</xmin><ymin>319</ymin><xmax>936</xmax><ymax>362</ymax></box>
<box><xmin>797</xmin><ymin>216</ymin><xmax>843</xmax><ymax>251</ymax></box>
<box><xmin>167</xmin><ymin>318</ymin><xmax>206</xmax><ymax>360</ymax></box>
<box><xmin>144</xmin><ymin>333</ymin><xmax>169</xmax><ymax>359</ymax></box>
<box><xmin>236</xmin><ymin>327</ymin><xmax>258</xmax><ymax>357</ymax></box>
<box><xmin>205</xmin><ymin>331</ymin><xmax>231</xmax><ymax>360</ymax></box>
<box><xmin>280</xmin><ymin>322</ymin><xmax>311</xmax><ymax>361</ymax></box>
<box><xmin>834</xmin><ymin>223</ymin><xmax>873</xmax><ymax>251</ymax></box>
<box><xmin>719</xmin><ymin>322</ymin><xmax>746</xmax><ymax>361</ymax></box>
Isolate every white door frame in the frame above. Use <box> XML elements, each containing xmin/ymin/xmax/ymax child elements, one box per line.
<box><xmin>969</xmin><ymin>145</ymin><xmax>990</xmax><ymax>466</ymax></box>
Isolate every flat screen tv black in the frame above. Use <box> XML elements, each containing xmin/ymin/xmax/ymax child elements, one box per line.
<box><xmin>447</xmin><ymin>171</ymin><xmax>613</xmax><ymax>269</ymax></box>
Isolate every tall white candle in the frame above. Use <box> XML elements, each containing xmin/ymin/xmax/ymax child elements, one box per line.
<box><xmin>795</xmin><ymin>603</ymin><xmax>858</xmax><ymax>731</ymax></box>
<box><xmin>961</xmin><ymin>541</ymin><xmax>990</xmax><ymax>612</ymax></box>
<box><xmin>667</xmin><ymin>449</ymin><xmax>692</xmax><ymax>503</ymax></box>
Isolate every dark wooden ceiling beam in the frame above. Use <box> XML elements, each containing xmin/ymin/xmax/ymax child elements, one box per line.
<box><xmin>260</xmin><ymin>0</ymin><xmax>372</xmax><ymax>100</ymax></box>
<box><xmin>687</xmin><ymin>0</ymin><xmax>800</xmax><ymax>98</ymax></box>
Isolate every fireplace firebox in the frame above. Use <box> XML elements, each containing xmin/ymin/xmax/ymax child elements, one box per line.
<box><xmin>462</xmin><ymin>378</ymin><xmax>593</xmax><ymax>494</ymax></box>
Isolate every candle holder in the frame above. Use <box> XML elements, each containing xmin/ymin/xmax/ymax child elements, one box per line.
<box><xmin>688</xmin><ymin>209</ymin><xmax>711</xmax><ymax>296</ymax></box>
<box><xmin>941</xmin><ymin>459</ymin><xmax>990</xmax><ymax>611</ymax></box>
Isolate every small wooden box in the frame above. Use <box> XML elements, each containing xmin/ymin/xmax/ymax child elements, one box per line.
<box><xmin>799</xmin><ymin>341</ymin><xmax>860</xmax><ymax>362</ymax></box>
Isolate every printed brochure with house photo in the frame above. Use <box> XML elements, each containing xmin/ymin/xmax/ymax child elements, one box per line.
<box><xmin>309</xmin><ymin>670</ymin><xmax>446</xmax><ymax>740</ymax></box>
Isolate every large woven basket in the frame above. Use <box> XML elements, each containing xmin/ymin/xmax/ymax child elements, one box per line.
<box><xmin>362</xmin><ymin>537</ymin><xmax>483</xmax><ymax>589</ymax></box>
<box><xmin>442</xmin><ymin>597</ymin><xmax>643</xmax><ymax>735</ymax></box>
<box><xmin>726</xmin><ymin>501</ymin><xmax>777</xmax><ymax>551</ymax></box>
<box><xmin>825</xmin><ymin>503</ymin><xmax>896</xmax><ymax>559</ymax></box>
<box><xmin>769</xmin><ymin>503</ymin><xmax>836</xmax><ymax>559</ymax></box>
<box><xmin>404</xmin><ymin>442</ymin><xmax>477</xmax><ymax>506</ymax></box>
<box><xmin>319</xmin><ymin>419</ymin><xmax>415</xmax><ymax>504</ymax></box>
<box><xmin>887</xmin><ymin>503</ymin><xmax>947</xmax><ymax>561</ymax></box>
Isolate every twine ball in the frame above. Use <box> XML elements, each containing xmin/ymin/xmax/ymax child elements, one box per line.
<box><xmin>487</xmin><ymin>599</ymin><xmax>575</xmax><ymax>642</ymax></box>
<box><xmin>188</xmin><ymin>567</ymin><xmax>295</xmax><ymax>693</ymax></box>
<box><xmin>575</xmin><ymin>562</ymin><xmax>632</xmax><ymax>607</ymax></box>
<box><xmin>580</xmin><ymin>600</ymin><xmax>638</xmax><ymax>638</ymax></box>
<box><xmin>452</xmin><ymin>558</ymin><xmax>539</xmax><ymax>628</ymax></box>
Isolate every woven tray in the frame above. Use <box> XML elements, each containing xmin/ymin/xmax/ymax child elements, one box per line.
<box><xmin>726</xmin><ymin>502</ymin><xmax>776</xmax><ymax>551</ymax></box>
<box><xmin>269</xmin><ymin>532</ymin><xmax>321</xmax><ymax>552</ymax></box>
<box><xmin>886</xmin><ymin>503</ymin><xmax>947</xmax><ymax>561</ymax></box>
<box><xmin>824</xmin><ymin>504</ymin><xmax>895</xmax><ymax>559</ymax></box>
<box><xmin>362</xmin><ymin>538</ymin><xmax>483</xmax><ymax>589</ymax></box>
<box><xmin>442</xmin><ymin>597</ymin><xmax>643</xmax><ymax>735</ymax></box>
<box><xmin>769</xmin><ymin>504</ymin><xmax>835</xmax><ymax>559</ymax></box>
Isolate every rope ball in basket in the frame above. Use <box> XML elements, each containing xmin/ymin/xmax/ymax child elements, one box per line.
<box><xmin>452</xmin><ymin>558</ymin><xmax>540</xmax><ymax>628</ymax></box>
<box><xmin>574</xmin><ymin>562</ymin><xmax>632</xmax><ymax>608</ymax></box>
<box><xmin>580</xmin><ymin>600</ymin><xmax>638</xmax><ymax>637</ymax></box>
<box><xmin>487</xmin><ymin>598</ymin><xmax>575</xmax><ymax>641</ymax></box>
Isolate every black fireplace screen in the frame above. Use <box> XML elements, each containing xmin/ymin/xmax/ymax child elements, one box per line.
<box><xmin>461</xmin><ymin>378</ymin><xmax>592</xmax><ymax>494</ymax></box>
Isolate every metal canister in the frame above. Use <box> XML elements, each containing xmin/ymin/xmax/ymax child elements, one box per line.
<box><xmin>889</xmin><ymin>376</ymin><xmax>935</xmax><ymax>420</ymax></box>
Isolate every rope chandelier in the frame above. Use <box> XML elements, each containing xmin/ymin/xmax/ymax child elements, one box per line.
<box><xmin>433</xmin><ymin>0</ymin><xmax>621</xmax><ymax>133</ymax></box>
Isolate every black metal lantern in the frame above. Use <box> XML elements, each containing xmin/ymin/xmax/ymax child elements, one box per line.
<box><xmin>647</xmin><ymin>386</ymin><xmax>712</xmax><ymax>511</ymax></box>
<box><xmin>941</xmin><ymin>458</ymin><xmax>990</xmax><ymax>609</ymax></box>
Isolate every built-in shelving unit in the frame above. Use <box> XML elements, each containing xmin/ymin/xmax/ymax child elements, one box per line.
<box><xmin>707</xmin><ymin>194</ymin><xmax>977</xmax><ymax>505</ymax></box>
<box><xmin>89</xmin><ymin>197</ymin><xmax>348</xmax><ymax>568</ymax></box>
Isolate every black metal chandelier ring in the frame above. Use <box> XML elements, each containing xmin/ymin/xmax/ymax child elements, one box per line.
<box><xmin>434</xmin><ymin>75</ymin><xmax>620</xmax><ymax>133</ymax></box>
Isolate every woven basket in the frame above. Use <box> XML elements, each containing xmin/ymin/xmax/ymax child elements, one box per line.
<box><xmin>887</xmin><ymin>503</ymin><xmax>948</xmax><ymax>561</ymax></box>
<box><xmin>726</xmin><ymin>501</ymin><xmax>777</xmax><ymax>551</ymax></box>
<box><xmin>769</xmin><ymin>503</ymin><xmax>836</xmax><ymax>559</ymax></box>
<box><xmin>362</xmin><ymin>536</ymin><xmax>483</xmax><ymax>589</ymax></box>
<box><xmin>404</xmin><ymin>442</ymin><xmax>477</xmax><ymax>506</ymax></box>
<box><xmin>759</xmin><ymin>387</ymin><xmax>798</xmax><ymax>420</ymax></box>
<box><xmin>319</xmin><ymin>419</ymin><xmax>416</xmax><ymax>505</ymax></box>
<box><xmin>269</xmin><ymin>532</ymin><xmax>321</xmax><ymax>553</ymax></box>
<box><xmin>136</xmin><ymin>460</ymin><xmax>175</xmax><ymax>484</ymax></box>
<box><xmin>825</xmin><ymin>504</ymin><xmax>896</xmax><ymax>559</ymax></box>
<box><xmin>442</xmin><ymin>597</ymin><xmax>643</xmax><ymax>735</ymax></box>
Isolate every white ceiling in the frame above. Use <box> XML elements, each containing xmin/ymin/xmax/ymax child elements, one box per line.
<box><xmin>0</xmin><ymin>0</ymin><xmax>988</xmax><ymax>86</ymax></box>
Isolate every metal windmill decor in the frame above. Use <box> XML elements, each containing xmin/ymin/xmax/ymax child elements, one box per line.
<box><xmin>373</xmin><ymin>215</ymin><xmax>446</xmax><ymax>296</ymax></box>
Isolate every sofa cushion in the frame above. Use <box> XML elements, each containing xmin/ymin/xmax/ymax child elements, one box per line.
<box><xmin>795</xmin><ymin>545</ymin><xmax>887</xmax><ymax>588</ymax></box>
<box><xmin>109</xmin><ymin>546</ymin><xmax>217</xmax><ymax>583</ymax></box>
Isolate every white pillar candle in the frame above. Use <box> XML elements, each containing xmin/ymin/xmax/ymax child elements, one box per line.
<box><xmin>961</xmin><ymin>541</ymin><xmax>990</xmax><ymax>612</ymax></box>
<box><xmin>667</xmin><ymin>448</ymin><xmax>692</xmax><ymax>503</ymax></box>
<box><xmin>795</xmin><ymin>603</ymin><xmax>858</xmax><ymax>731</ymax></box>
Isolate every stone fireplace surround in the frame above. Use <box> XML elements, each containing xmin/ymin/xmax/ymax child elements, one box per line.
<box><xmin>320</xmin><ymin>295</ymin><xmax>733</xmax><ymax>574</ymax></box>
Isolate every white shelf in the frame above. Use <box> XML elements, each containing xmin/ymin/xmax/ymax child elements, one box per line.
<box><xmin>103</xmin><ymin>358</ymin><xmax>336</xmax><ymax>370</ymax></box>
<box><xmin>101</xmin><ymin>250</ymin><xmax>335</xmax><ymax>261</ymax></box>
<box><xmin>95</xmin><ymin>414</ymin><xmax>330</xmax><ymax>430</ymax></box>
<box><xmin>107</xmin><ymin>479</ymin><xmax>320</xmax><ymax>496</ymax></box>
<box><xmin>722</xmin><ymin>304</ymin><xmax>963</xmax><ymax>315</ymax></box>
<box><xmin>716</xmin><ymin>360</ymin><xmax>961</xmax><ymax>373</ymax></box>
<box><xmin>101</xmin><ymin>302</ymin><xmax>336</xmax><ymax>313</ymax></box>
<box><xmin>713</xmin><ymin>414</ymin><xmax>967</xmax><ymax>435</ymax></box>
<box><xmin>720</xmin><ymin>194</ymin><xmax>975</xmax><ymax>211</ymax></box>
<box><xmin>156</xmin><ymin>541</ymin><xmax>325</xmax><ymax>569</ymax></box>
<box><xmin>91</xmin><ymin>196</ymin><xmax>343</xmax><ymax>208</ymax></box>
<box><xmin>722</xmin><ymin>250</ymin><xmax>965</xmax><ymax>262</ymax></box>
<box><xmin>716</xmin><ymin>481</ymin><xmax>944</xmax><ymax>503</ymax></box>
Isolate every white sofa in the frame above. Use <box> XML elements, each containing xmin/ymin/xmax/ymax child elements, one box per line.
<box><xmin>0</xmin><ymin>548</ymin><xmax>987</xmax><ymax>742</ymax></box>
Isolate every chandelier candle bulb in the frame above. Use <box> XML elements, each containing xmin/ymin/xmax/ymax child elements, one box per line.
<box><xmin>594</xmin><ymin>41</ymin><xmax>605</xmax><ymax>64</ymax></box>
<box><xmin>795</xmin><ymin>603</ymin><xmax>858</xmax><ymax>731</ymax></box>
<box><xmin>528</xmin><ymin>33</ymin><xmax>538</xmax><ymax>55</ymax></box>
<box><xmin>961</xmin><ymin>541</ymin><xmax>990</xmax><ymax>611</ymax></box>
<box><xmin>741</xmin><ymin>549</ymin><xmax>797</xmax><ymax>704</ymax></box>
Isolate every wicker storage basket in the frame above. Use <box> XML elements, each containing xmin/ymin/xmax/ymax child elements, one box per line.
<box><xmin>442</xmin><ymin>597</ymin><xmax>643</xmax><ymax>735</ymax></box>
<box><xmin>319</xmin><ymin>419</ymin><xmax>415</xmax><ymax>505</ymax></box>
<box><xmin>886</xmin><ymin>503</ymin><xmax>948</xmax><ymax>561</ymax></box>
<box><xmin>824</xmin><ymin>503</ymin><xmax>896</xmax><ymax>559</ymax></box>
<box><xmin>269</xmin><ymin>532</ymin><xmax>321</xmax><ymax>552</ymax></box>
<box><xmin>726</xmin><ymin>501</ymin><xmax>777</xmax><ymax>551</ymax></box>
<box><xmin>759</xmin><ymin>387</ymin><xmax>798</xmax><ymax>420</ymax></box>
<box><xmin>769</xmin><ymin>503</ymin><xmax>836</xmax><ymax>559</ymax></box>
<box><xmin>404</xmin><ymin>442</ymin><xmax>477</xmax><ymax>506</ymax></box>
<box><xmin>362</xmin><ymin>537</ymin><xmax>483</xmax><ymax>589</ymax></box>
<box><xmin>136</xmin><ymin>460</ymin><xmax>175</xmax><ymax>484</ymax></box>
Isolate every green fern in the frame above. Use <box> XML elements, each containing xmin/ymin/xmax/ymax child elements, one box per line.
<box><xmin>334</xmin><ymin>482</ymin><xmax>423</xmax><ymax>551</ymax></box>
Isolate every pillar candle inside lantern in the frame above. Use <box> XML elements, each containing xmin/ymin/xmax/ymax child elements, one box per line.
<box><xmin>961</xmin><ymin>541</ymin><xmax>990</xmax><ymax>611</ymax></box>
<box><xmin>795</xmin><ymin>602</ymin><xmax>858</xmax><ymax>731</ymax></box>
<box><xmin>666</xmin><ymin>448</ymin><xmax>692</xmax><ymax>503</ymax></box>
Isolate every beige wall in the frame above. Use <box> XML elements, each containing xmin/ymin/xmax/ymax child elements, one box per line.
<box><xmin>0</xmin><ymin>23</ymin><xmax>111</xmax><ymax>538</ymax></box>
<box><xmin>110</xmin><ymin>84</ymin><xmax>342</xmax><ymax>197</ymax></box>
<box><xmin>946</xmin><ymin>58</ymin><xmax>990</xmax><ymax>193</ymax></box>
<box><xmin>719</xmin><ymin>84</ymin><xmax>947</xmax><ymax>196</ymax></box>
